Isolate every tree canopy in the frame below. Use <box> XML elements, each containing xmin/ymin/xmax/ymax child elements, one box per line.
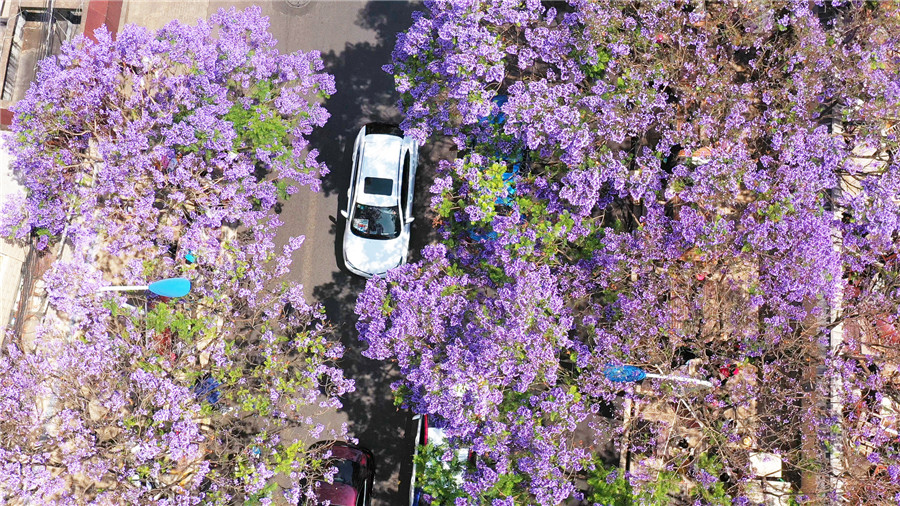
<box><xmin>357</xmin><ymin>1</ymin><xmax>900</xmax><ymax>504</ymax></box>
<box><xmin>0</xmin><ymin>7</ymin><xmax>350</xmax><ymax>504</ymax></box>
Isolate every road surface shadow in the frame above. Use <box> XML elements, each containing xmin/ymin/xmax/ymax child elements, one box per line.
<box><xmin>314</xmin><ymin>270</ymin><xmax>413</xmax><ymax>505</ymax></box>
<box><xmin>309</xmin><ymin>2</ymin><xmax>424</xmax><ymax>505</ymax></box>
<box><xmin>311</xmin><ymin>1</ymin><xmax>419</xmax><ymax>200</ymax></box>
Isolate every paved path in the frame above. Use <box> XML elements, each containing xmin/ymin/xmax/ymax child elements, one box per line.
<box><xmin>266</xmin><ymin>3</ymin><xmax>425</xmax><ymax>503</ymax></box>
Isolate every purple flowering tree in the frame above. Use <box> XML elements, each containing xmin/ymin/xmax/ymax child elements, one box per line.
<box><xmin>0</xmin><ymin>5</ymin><xmax>332</xmax><ymax>257</ymax></box>
<box><xmin>0</xmin><ymin>7</ymin><xmax>353</xmax><ymax>504</ymax></box>
<box><xmin>357</xmin><ymin>1</ymin><xmax>900</xmax><ymax>503</ymax></box>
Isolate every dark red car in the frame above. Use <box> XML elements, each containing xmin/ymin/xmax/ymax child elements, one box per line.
<box><xmin>307</xmin><ymin>441</ymin><xmax>376</xmax><ymax>506</ymax></box>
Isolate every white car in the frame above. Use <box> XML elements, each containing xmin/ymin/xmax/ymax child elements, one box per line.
<box><xmin>341</xmin><ymin>123</ymin><xmax>418</xmax><ymax>278</ymax></box>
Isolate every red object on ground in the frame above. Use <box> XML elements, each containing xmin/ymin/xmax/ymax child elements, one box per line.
<box><xmin>153</xmin><ymin>328</ymin><xmax>175</xmax><ymax>361</ymax></box>
<box><xmin>719</xmin><ymin>364</ymin><xmax>741</xmax><ymax>378</ymax></box>
<box><xmin>314</xmin><ymin>483</ymin><xmax>358</xmax><ymax>506</ymax></box>
<box><xmin>311</xmin><ymin>441</ymin><xmax>375</xmax><ymax>506</ymax></box>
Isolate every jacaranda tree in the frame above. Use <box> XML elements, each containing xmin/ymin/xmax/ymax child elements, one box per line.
<box><xmin>356</xmin><ymin>1</ymin><xmax>900</xmax><ymax>504</ymax></box>
<box><xmin>0</xmin><ymin>7</ymin><xmax>352</xmax><ymax>504</ymax></box>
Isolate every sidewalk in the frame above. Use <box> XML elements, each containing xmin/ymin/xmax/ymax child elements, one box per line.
<box><xmin>117</xmin><ymin>1</ymin><xmax>209</xmax><ymax>31</ymax></box>
<box><xmin>0</xmin><ymin>136</ymin><xmax>28</xmax><ymax>341</ymax></box>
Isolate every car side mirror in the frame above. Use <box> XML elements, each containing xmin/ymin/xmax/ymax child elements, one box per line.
<box><xmin>340</xmin><ymin>210</ymin><xmax>348</xmax><ymax>219</ymax></box>
<box><xmin>406</xmin><ymin>217</ymin><xmax>415</xmax><ymax>224</ymax></box>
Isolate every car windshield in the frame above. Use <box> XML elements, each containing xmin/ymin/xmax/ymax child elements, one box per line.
<box><xmin>351</xmin><ymin>204</ymin><xmax>400</xmax><ymax>240</ymax></box>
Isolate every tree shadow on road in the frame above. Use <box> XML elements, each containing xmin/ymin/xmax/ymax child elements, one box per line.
<box><xmin>313</xmin><ymin>269</ymin><xmax>413</xmax><ymax>504</ymax></box>
<box><xmin>308</xmin><ymin>2</ymin><xmax>425</xmax><ymax>504</ymax></box>
<box><xmin>311</xmin><ymin>1</ymin><xmax>419</xmax><ymax>200</ymax></box>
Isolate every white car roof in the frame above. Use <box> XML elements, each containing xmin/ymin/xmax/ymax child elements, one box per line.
<box><xmin>427</xmin><ymin>424</ymin><xmax>469</xmax><ymax>460</ymax></box>
<box><xmin>428</xmin><ymin>426</ymin><xmax>448</xmax><ymax>447</ymax></box>
<box><xmin>356</xmin><ymin>133</ymin><xmax>402</xmax><ymax>207</ymax></box>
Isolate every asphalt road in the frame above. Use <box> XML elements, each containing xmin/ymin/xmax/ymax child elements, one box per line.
<box><xmin>256</xmin><ymin>2</ymin><xmax>448</xmax><ymax>504</ymax></box>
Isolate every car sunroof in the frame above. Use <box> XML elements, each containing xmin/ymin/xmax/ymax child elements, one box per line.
<box><xmin>363</xmin><ymin>177</ymin><xmax>393</xmax><ymax>196</ymax></box>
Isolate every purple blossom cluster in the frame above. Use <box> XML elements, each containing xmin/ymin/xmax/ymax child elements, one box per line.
<box><xmin>360</xmin><ymin>1</ymin><xmax>900</xmax><ymax>503</ymax></box>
